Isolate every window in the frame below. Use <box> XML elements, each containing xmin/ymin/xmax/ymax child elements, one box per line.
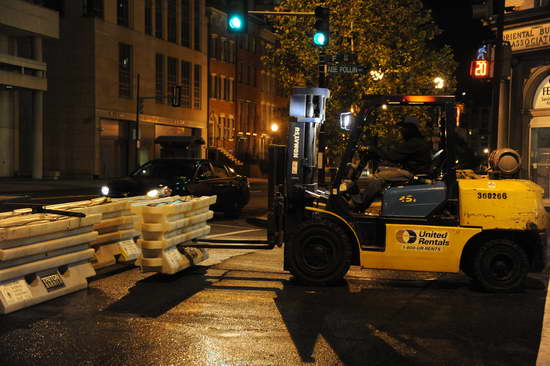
<box><xmin>212</xmin><ymin>75</ymin><xmax>217</xmax><ymax>99</ymax></box>
<box><xmin>228</xmin><ymin>42</ymin><xmax>235</xmax><ymax>64</ymax></box>
<box><xmin>209</xmin><ymin>35</ymin><xmax>216</xmax><ymax>58</ymax></box>
<box><xmin>82</xmin><ymin>0</ymin><xmax>103</xmax><ymax>18</ymax></box>
<box><xmin>229</xmin><ymin>118</ymin><xmax>235</xmax><ymax>139</ymax></box>
<box><xmin>181</xmin><ymin>61</ymin><xmax>192</xmax><ymax>108</ymax></box>
<box><xmin>194</xmin><ymin>0</ymin><xmax>201</xmax><ymax>51</ymax></box>
<box><xmin>119</xmin><ymin>43</ymin><xmax>132</xmax><ymax>98</ymax></box>
<box><xmin>221</xmin><ymin>78</ymin><xmax>226</xmax><ymax>100</ymax></box>
<box><xmin>215</xmin><ymin>37</ymin><xmax>221</xmax><ymax>60</ymax></box>
<box><xmin>167</xmin><ymin>0</ymin><xmax>177</xmax><ymax>43</ymax></box>
<box><xmin>223</xmin><ymin>39</ymin><xmax>229</xmax><ymax>63</ymax></box>
<box><xmin>117</xmin><ymin>0</ymin><xmax>129</xmax><ymax>27</ymax></box>
<box><xmin>194</xmin><ymin>64</ymin><xmax>201</xmax><ymax>109</ymax></box>
<box><xmin>155</xmin><ymin>54</ymin><xmax>165</xmax><ymax>103</ymax></box>
<box><xmin>167</xmin><ymin>57</ymin><xmax>178</xmax><ymax>105</ymax></box>
<box><xmin>155</xmin><ymin>0</ymin><xmax>163</xmax><ymax>39</ymax></box>
<box><xmin>220</xmin><ymin>39</ymin><xmax>226</xmax><ymax>62</ymax></box>
<box><xmin>181</xmin><ymin>0</ymin><xmax>191</xmax><ymax>47</ymax></box>
<box><xmin>145</xmin><ymin>0</ymin><xmax>152</xmax><ymax>35</ymax></box>
<box><xmin>224</xmin><ymin>78</ymin><xmax>229</xmax><ymax>100</ymax></box>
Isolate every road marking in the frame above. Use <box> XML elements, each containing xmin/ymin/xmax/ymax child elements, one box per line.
<box><xmin>206</xmin><ymin>228</ymin><xmax>264</xmax><ymax>238</ymax></box>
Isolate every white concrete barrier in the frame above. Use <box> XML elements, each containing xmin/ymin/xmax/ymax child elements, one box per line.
<box><xmin>130</xmin><ymin>196</ymin><xmax>216</xmax><ymax>274</ymax></box>
<box><xmin>45</xmin><ymin>198</ymin><xmax>141</xmax><ymax>269</ymax></box>
<box><xmin>0</xmin><ymin>211</ymin><xmax>101</xmax><ymax>314</ymax></box>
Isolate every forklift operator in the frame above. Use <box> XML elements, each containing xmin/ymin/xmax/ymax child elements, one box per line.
<box><xmin>350</xmin><ymin>117</ymin><xmax>432</xmax><ymax>211</ymax></box>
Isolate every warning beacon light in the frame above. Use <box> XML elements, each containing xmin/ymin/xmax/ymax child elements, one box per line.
<box><xmin>340</xmin><ymin>112</ymin><xmax>354</xmax><ymax>131</ymax></box>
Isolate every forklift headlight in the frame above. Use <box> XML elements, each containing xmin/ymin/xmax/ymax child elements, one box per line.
<box><xmin>340</xmin><ymin>112</ymin><xmax>355</xmax><ymax>131</ymax></box>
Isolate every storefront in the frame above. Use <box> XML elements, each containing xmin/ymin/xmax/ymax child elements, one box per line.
<box><xmin>99</xmin><ymin>116</ymin><xmax>201</xmax><ymax>179</ymax></box>
<box><xmin>504</xmin><ymin>11</ymin><xmax>550</xmax><ymax>204</ymax></box>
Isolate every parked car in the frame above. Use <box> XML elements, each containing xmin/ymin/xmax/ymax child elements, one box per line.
<box><xmin>101</xmin><ymin>158</ymin><xmax>250</xmax><ymax>217</ymax></box>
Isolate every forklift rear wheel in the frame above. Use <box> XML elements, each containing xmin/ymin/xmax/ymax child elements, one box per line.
<box><xmin>288</xmin><ymin>220</ymin><xmax>352</xmax><ymax>286</ymax></box>
<box><xmin>473</xmin><ymin>239</ymin><xmax>529</xmax><ymax>293</ymax></box>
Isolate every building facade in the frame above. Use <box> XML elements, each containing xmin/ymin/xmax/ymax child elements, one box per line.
<box><xmin>0</xmin><ymin>0</ymin><xmax>59</xmax><ymax>178</ymax></box>
<box><xmin>207</xmin><ymin>7</ymin><xmax>237</xmax><ymax>156</ymax></box>
<box><xmin>500</xmin><ymin>0</ymin><xmax>550</xmax><ymax>204</ymax></box>
<box><xmin>207</xmin><ymin>4</ymin><xmax>288</xmax><ymax>173</ymax></box>
<box><xmin>44</xmin><ymin>0</ymin><xmax>208</xmax><ymax>179</ymax></box>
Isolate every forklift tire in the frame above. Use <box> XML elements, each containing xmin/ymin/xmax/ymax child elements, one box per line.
<box><xmin>472</xmin><ymin>239</ymin><xmax>529</xmax><ymax>293</ymax></box>
<box><xmin>287</xmin><ymin>220</ymin><xmax>352</xmax><ymax>286</ymax></box>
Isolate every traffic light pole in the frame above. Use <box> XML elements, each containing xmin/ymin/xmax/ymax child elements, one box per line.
<box><xmin>494</xmin><ymin>0</ymin><xmax>508</xmax><ymax>149</ymax></box>
<box><xmin>319</xmin><ymin>50</ymin><xmax>327</xmax><ymax>88</ymax></box>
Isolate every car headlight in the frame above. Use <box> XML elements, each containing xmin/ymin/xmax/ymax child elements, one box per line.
<box><xmin>101</xmin><ymin>185</ymin><xmax>110</xmax><ymax>196</ymax></box>
<box><xmin>146</xmin><ymin>186</ymin><xmax>172</xmax><ymax>199</ymax></box>
<box><xmin>146</xmin><ymin>189</ymin><xmax>160</xmax><ymax>198</ymax></box>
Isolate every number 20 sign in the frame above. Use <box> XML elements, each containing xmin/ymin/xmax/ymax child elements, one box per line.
<box><xmin>469</xmin><ymin>60</ymin><xmax>492</xmax><ymax>79</ymax></box>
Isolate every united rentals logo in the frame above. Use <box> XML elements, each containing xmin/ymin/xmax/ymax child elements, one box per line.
<box><xmin>396</xmin><ymin>230</ymin><xmax>417</xmax><ymax>244</ymax></box>
<box><xmin>396</xmin><ymin>229</ymin><xmax>450</xmax><ymax>251</ymax></box>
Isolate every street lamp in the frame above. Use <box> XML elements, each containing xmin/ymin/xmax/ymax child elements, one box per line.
<box><xmin>271</xmin><ymin>123</ymin><xmax>279</xmax><ymax>132</ymax></box>
<box><xmin>370</xmin><ymin>70</ymin><xmax>384</xmax><ymax>81</ymax></box>
<box><xmin>434</xmin><ymin>77</ymin><xmax>445</xmax><ymax>89</ymax></box>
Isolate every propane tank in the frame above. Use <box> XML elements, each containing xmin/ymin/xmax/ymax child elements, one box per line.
<box><xmin>488</xmin><ymin>148</ymin><xmax>521</xmax><ymax>178</ymax></box>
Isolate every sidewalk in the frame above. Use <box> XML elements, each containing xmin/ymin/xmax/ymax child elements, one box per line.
<box><xmin>0</xmin><ymin>177</ymin><xmax>107</xmax><ymax>195</ymax></box>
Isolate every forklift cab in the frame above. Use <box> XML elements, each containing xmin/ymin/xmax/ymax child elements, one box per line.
<box><xmin>331</xmin><ymin>95</ymin><xmax>458</xmax><ymax>219</ymax></box>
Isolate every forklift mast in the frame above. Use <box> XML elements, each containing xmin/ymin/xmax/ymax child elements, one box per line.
<box><xmin>267</xmin><ymin>88</ymin><xmax>330</xmax><ymax>242</ymax></box>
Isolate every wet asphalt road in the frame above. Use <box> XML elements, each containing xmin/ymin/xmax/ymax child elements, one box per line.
<box><xmin>1</xmin><ymin>224</ymin><xmax>549</xmax><ymax>366</ymax></box>
<box><xmin>1</xmin><ymin>183</ymin><xmax>550</xmax><ymax>365</ymax></box>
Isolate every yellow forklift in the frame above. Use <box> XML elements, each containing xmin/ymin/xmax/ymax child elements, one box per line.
<box><xmin>195</xmin><ymin>88</ymin><xmax>549</xmax><ymax>292</ymax></box>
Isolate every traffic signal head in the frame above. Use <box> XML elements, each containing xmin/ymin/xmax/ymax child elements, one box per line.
<box><xmin>227</xmin><ymin>0</ymin><xmax>248</xmax><ymax>33</ymax></box>
<box><xmin>313</xmin><ymin>6</ymin><xmax>329</xmax><ymax>47</ymax></box>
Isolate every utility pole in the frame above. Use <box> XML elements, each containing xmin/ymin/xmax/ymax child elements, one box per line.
<box><xmin>135</xmin><ymin>73</ymin><xmax>141</xmax><ymax>171</ymax></box>
<box><xmin>493</xmin><ymin>0</ymin><xmax>508</xmax><ymax>149</ymax></box>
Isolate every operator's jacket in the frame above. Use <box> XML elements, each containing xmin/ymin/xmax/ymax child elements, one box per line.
<box><xmin>378</xmin><ymin>136</ymin><xmax>432</xmax><ymax>175</ymax></box>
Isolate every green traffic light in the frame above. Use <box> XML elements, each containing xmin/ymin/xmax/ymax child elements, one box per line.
<box><xmin>313</xmin><ymin>32</ymin><xmax>327</xmax><ymax>46</ymax></box>
<box><xmin>228</xmin><ymin>15</ymin><xmax>243</xmax><ymax>31</ymax></box>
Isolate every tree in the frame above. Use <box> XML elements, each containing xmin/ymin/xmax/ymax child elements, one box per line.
<box><xmin>263</xmin><ymin>0</ymin><xmax>457</xmax><ymax>161</ymax></box>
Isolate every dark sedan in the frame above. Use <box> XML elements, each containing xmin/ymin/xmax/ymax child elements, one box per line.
<box><xmin>101</xmin><ymin>158</ymin><xmax>250</xmax><ymax>217</ymax></box>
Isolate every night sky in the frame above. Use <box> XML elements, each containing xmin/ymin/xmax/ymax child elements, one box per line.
<box><xmin>421</xmin><ymin>0</ymin><xmax>494</xmax><ymax>101</ymax></box>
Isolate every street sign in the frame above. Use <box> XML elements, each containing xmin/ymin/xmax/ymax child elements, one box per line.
<box><xmin>327</xmin><ymin>64</ymin><xmax>365</xmax><ymax>74</ymax></box>
<box><xmin>320</xmin><ymin>53</ymin><xmax>354</xmax><ymax>63</ymax></box>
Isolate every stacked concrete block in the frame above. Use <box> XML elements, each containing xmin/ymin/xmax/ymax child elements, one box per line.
<box><xmin>45</xmin><ymin>198</ymin><xmax>141</xmax><ymax>269</ymax></box>
<box><xmin>130</xmin><ymin>195</ymin><xmax>216</xmax><ymax>274</ymax></box>
<box><xmin>0</xmin><ymin>211</ymin><xmax>102</xmax><ymax>314</ymax></box>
